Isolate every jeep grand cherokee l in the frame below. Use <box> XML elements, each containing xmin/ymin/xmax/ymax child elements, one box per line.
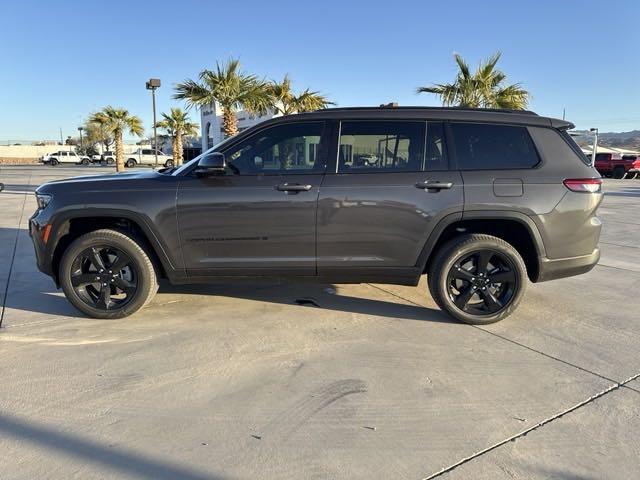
<box><xmin>30</xmin><ymin>107</ymin><xmax>603</xmax><ymax>324</ymax></box>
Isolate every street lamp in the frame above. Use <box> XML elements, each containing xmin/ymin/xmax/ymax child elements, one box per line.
<box><xmin>590</xmin><ymin>128</ymin><xmax>598</xmax><ymax>167</ymax></box>
<box><xmin>146</xmin><ymin>78</ymin><xmax>161</xmax><ymax>168</ymax></box>
<box><xmin>77</xmin><ymin>126</ymin><xmax>84</xmax><ymax>152</ymax></box>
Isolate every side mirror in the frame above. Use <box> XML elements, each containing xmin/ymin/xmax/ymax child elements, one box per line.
<box><xmin>195</xmin><ymin>152</ymin><xmax>226</xmax><ymax>176</ymax></box>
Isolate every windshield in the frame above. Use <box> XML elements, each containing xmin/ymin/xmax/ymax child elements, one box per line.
<box><xmin>172</xmin><ymin>137</ymin><xmax>233</xmax><ymax>175</ymax></box>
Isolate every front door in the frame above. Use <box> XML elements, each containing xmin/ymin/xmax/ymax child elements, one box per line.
<box><xmin>177</xmin><ymin>121</ymin><xmax>329</xmax><ymax>277</ymax></box>
<box><xmin>317</xmin><ymin>120</ymin><xmax>464</xmax><ymax>273</ymax></box>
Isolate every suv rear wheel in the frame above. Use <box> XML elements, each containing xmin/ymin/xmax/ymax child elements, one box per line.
<box><xmin>59</xmin><ymin>229</ymin><xmax>158</xmax><ymax>319</ymax></box>
<box><xmin>428</xmin><ymin>234</ymin><xmax>527</xmax><ymax>324</ymax></box>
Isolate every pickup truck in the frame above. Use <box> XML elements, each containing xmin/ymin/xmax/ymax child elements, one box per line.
<box><xmin>594</xmin><ymin>152</ymin><xmax>640</xmax><ymax>179</ymax></box>
<box><xmin>125</xmin><ymin>148</ymin><xmax>173</xmax><ymax>168</ymax></box>
<box><xmin>41</xmin><ymin>151</ymin><xmax>91</xmax><ymax>166</ymax></box>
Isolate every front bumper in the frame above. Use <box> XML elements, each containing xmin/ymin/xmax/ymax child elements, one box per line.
<box><xmin>536</xmin><ymin>247</ymin><xmax>600</xmax><ymax>282</ymax></box>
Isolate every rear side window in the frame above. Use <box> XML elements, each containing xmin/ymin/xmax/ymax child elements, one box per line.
<box><xmin>338</xmin><ymin>121</ymin><xmax>425</xmax><ymax>173</ymax></box>
<box><xmin>450</xmin><ymin>123</ymin><xmax>540</xmax><ymax>170</ymax></box>
<box><xmin>559</xmin><ymin>130</ymin><xmax>592</xmax><ymax>165</ymax></box>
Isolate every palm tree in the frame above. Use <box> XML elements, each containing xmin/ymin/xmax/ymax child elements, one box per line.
<box><xmin>417</xmin><ymin>52</ymin><xmax>529</xmax><ymax>110</ymax></box>
<box><xmin>83</xmin><ymin>118</ymin><xmax>114</xmax><ymax>155</ymax></box>
<box><xmin>89</xmin><ymin>107</ymin><xmax>144</xmax><ymax>172</ymax></box>
<box><xmin>269</xmin><ymin>74</ymin><xmax>334</xmax><ymax>115</ymax></box>
<box><xmin>155</xmin><ymin>108</ymin><xmax>199</xmax><ymax>166</ymax></box>
<box><xmin>174</xmin><ymin>58</ymin><xmax>272</xmax><ymax>138</ymax></box>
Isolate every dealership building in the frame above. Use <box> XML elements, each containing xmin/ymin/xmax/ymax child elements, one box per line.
<box><xmin>200</xmin><ymin>103</ymin><xmax>278</xmax><ymax>150</ymax></box>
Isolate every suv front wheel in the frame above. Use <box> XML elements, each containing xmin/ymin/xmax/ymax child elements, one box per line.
<box><xmin>59</xmin><ymin>229</ymin><xmax>158</xmax><ymax>318</ymax></box>
<box><xmin>428</xmin><ymin>234</ymin><xmax>527</xmax><ymax>324</ymax></box>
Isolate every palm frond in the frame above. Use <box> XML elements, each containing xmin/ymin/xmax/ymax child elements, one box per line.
<box><xmin>417</xmin><ymin>52</ymin><xmax>529</xmax><ymax>110</ymax></box>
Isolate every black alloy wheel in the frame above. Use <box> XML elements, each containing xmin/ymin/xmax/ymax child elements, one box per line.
<box><xmin>59</xmin><ymin>229</ymin><xmax>158</xmax><ymax>318</ymax></box>
<box><xmin>428</xmin><ymin>234</ymin><xmax>527</xmax><ymax>324</ymax></box>
<box><xmin>446</xmin><ymin>249</ymin><xmax>517</xmax><ymax>316</ymax></box>
<box><xmin>70</xmin><ymin>245</ymin><xmax>138</xmax><ymax>311</ymax></box>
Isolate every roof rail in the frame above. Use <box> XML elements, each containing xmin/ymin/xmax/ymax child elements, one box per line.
<box><xmin>322</xmin><ymin>106</ymin><xmax>538</xmax><ymax>115</ymax></box>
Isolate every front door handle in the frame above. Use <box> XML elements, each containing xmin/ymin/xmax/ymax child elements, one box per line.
<box><xmin>415</xmin><ymin>180</ymin><xmax>454</xmax><ymax>191</ymax></box>
<box><xmin>276</xmin><ymin>183</ymin><xmax>312</xmax><ymax>192</ymax></box>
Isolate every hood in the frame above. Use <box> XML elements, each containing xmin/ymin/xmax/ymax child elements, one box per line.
<box><xmin>36</xmin><ymin>170</ymin><xmax>164</xmax><ymax>194</ymax></box>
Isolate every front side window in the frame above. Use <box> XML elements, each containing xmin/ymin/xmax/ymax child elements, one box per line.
<box><xmin>338</xmin><ymin>121</ymin><xmax>425</xmax><ymax>173</ymax></box>
<box><xmin>450</xmin><ymin>123</ymin><xmax>540</xmax><ymax>170</ymax></box>
<box><xmin>223</xmin><ymin>122</ymin><xmax>325</xmax><ymax>175</ymax></box>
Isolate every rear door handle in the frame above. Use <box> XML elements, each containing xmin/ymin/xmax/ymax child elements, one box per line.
<box><xmin>276</xmin><ymin>183</ymin><xmax>312</xmax><ymax>192</ymax></box>
<box><xmin>415</xmin><ymin>180</ymin><xmax>454</xmax><ymax>191</ymax></box>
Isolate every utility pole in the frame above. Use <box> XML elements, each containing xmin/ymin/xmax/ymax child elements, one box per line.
<box><xmin>590</xmin><ymin>128</ymin><xmax>598</xmax><ymax>167</ymax></box>
<box><xmin>78</xmin><ymin>126</ymin><xmax>84</xmax><ymax>152</ymax></box>
<box><xmin>146</xmin><ymin>78</ymin><xmax>161</xmax><ymax>168</ymax></box>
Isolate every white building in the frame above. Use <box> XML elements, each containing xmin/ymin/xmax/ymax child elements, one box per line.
<box><xmin>200</xmin><ymin>103</ymin><xmax>278</xmax><ymax>150</ymax></box>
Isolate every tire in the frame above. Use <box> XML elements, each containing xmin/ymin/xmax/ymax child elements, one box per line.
<box><xmin>164</xmin><ymin>159</ymin><xmax>174</xmax><ymax>168</ymax></box>
<box><xmin>50</xmin><ymin>158</ymin><xmax>59</xmax><ymax>166</ymax></box>
<box><xmin>107</xmin><ymin>158</ymin><xmax>115</xmax><ymax>165</ymax></box>
<box><xmin>126</xmin><ymin>159</ymin><xmax>136</xmax><ymax>168</ymax></box>
<box><xmin>612</xmin><ymin>166</ymin><xmax>625</xmax><ymax>179</ymax></box>
<box><xmin>81</xmin><ymin>158</ymin><xmax>90</xmax><ymax>165</ymax></box>
<box><xmin>428</xmin><ymin>234</ymin><xmax>527</xmax><ymax>325</ymax></box>
<box><xmin>59</xmin><ymin>229</ymin><xmax>158</xmax><ymax>319</ymax></box>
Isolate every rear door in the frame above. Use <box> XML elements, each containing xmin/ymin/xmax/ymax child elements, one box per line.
<box><xmin>317</xmin><ymin>120</ymin><xmax>463</xmax><ymax>273</ymax></box>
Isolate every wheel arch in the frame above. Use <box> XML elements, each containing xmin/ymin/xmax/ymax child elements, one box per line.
<box><xmin>418</xmin><ymin>211</ymin><xmax>546</xmax><ymax>282</ymax></box>
<box><xmin>49</xmin><ymin>209</ymin><xmax>177</xmax><ymax>286</ymax></box>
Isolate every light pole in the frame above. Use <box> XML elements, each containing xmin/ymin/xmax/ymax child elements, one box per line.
<box><xmin>77</xmin><ymin>126</ymin><xmax>84</xmax><ymax>152</ymax></box>
<box><xmin>590</xmin><ymin>128</ymin><xmax>598</xmax><ymax>167</ymax></box>
<box><xmin>146</xmin><ymin>78</ymin><xmax>161</xmax><ymax>168</ymax></box>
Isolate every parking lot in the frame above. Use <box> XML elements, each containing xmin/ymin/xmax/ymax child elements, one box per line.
<box><xmin>1</xmin><ymin>165</ymin><xmax>638</xmax><ymax>479</ymax></box>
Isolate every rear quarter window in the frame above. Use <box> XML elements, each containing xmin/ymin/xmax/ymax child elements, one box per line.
<box><xmin>450</xmin><ymin>123</ymin><xmax>540</xmax><ymax>170</ymax></box>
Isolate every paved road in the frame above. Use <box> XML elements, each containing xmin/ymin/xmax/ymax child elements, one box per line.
<box><xmin>1</xmin><ymin>166</ymin><xmax>639</xmax><ymax>480</ymax></box>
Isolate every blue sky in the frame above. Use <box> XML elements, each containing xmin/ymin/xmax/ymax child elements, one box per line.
<box><xmin>1</xmin><ymin>0</ymin><xmax>639</xmax><ymax>141</ymax></box>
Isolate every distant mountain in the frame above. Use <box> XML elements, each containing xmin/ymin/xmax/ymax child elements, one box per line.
<box><xmin>572</xmin><ymin>130</ymin><xmax>640</xmax><ymax>151</ymax></box>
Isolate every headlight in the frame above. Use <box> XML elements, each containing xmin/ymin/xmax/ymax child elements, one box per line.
<box><xmin>36</xmin><ymin>193</ymin><xmax>52</xmax><ymax>210</ymax></box>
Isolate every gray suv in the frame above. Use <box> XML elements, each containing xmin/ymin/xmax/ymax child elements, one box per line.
<box><xmin>30</xmin><ymin>107</ymin><xmax>602</xmax><ymax>324</ymax></box>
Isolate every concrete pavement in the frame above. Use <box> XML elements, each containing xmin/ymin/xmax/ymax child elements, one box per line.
<box><xmin>0</xmin><ymin>166</ymin><xmax>638</xmax><ymax>479</ymax></box>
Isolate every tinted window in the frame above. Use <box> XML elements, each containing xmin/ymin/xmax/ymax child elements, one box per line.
<box><xmin>338</xmin><ymin>121</ymin><xmax>425</xmax><ymax>173</ymax></box>
<box><xmin>451</xmin><ymin>123</ymin><xmax>540</xmax><ymax>170</ymax></box>
<box><xmin>142</xmin><ymin>149</ymin><xmax>152</xmax><ymax>155</ymax></box>
<box><xmin>223</xmin><ymin>122</ymin><xmax>325</xmax><ymax>175</ymax></box>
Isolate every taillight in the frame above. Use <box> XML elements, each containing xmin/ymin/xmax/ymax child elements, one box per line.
<box><xmin>563</xmin><ymin>178</ymin><xmax>602</xmax><ymax>193</ymax></box>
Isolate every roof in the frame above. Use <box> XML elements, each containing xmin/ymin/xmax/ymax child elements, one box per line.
<box><xmin>267</xmin><ymin>106</ymin><xmax>573</xmax><ymax>130</ymax></box>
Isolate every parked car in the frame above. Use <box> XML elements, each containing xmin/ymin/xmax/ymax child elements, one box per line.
<box><xmin>125</xmin><ymin>148</ymin><xmax>173</xmax><ymax>168</ymax></box>
<box><xmin>41</xmin><ymin>151</ymin><xmax>91</xmax><ymax>166</ymax></box>
<box><xmin>91</xmin><ymin>151</ymin><xmax>116</xmax><ymax>165</ymax></box>
<box><xmin>30</xmin><ymin>106</ymin><xmax>602</xmax><ymax>324</ymax></box>
<box><xmin>593</xmin><ymin>151</ymin><xmax>637</xmax><ymax>179</ymax></box>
